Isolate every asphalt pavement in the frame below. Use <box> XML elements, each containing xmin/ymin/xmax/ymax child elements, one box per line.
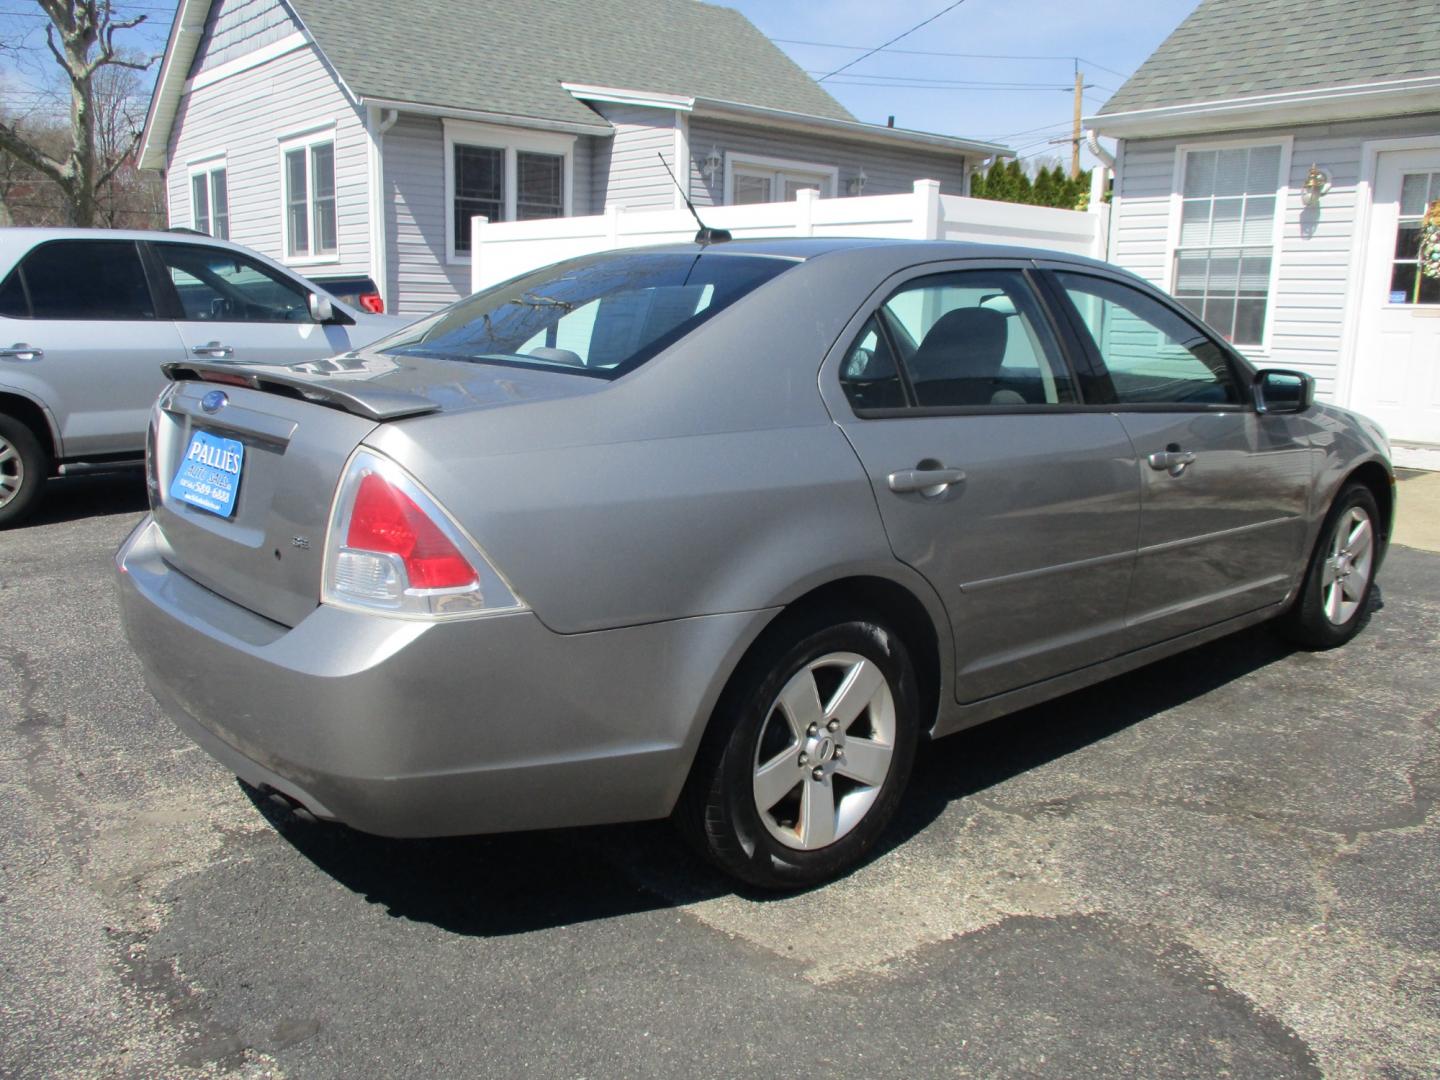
<box><xmin>2</xmin><ymin>473</ymin><xmax>1437</xmax><ymax>1079</ymax></box>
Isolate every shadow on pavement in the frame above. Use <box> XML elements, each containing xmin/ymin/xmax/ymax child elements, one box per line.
<box><xmin>254</xmin><ymin>620</ymin><xmax>1303</xmax><ymax>935</ymax></box>
<box><xmin>17</xmin><ymin>471</ymin><xmax>148</xmax><ymax>528</ymax></box>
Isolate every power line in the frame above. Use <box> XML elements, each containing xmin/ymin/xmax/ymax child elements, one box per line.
<box><xmin>816</xmin><ymin>0</ymin><xmax>975</xmax><ymax>82</ymax></box>
<box><xmin>778</xmin><ymin>36</ymin><xmax>1131</xmax><ymax>80</ymax></box>
<box><xmin>806</xmin><ymin>70</ymin><xmax>1074</xmax><ymax>88</ymax></box>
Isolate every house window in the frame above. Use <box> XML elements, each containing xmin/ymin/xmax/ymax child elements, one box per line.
<box><xmin>444</xmin><ymin>119</ymin><xmax>574</xmax><ymax>261</ymax></box>
<box><xmin>189</xmin><ymin>164</ymin><xmax>228</xmax><ymax>239</ymax></box>
<box><xmin>1392</xmin><ymin>171</ymin><xmax>1440</xmax><ymax>305</ymax></box>
<box><xmin>1171</xmin><ymin>143</ymin><xmax>1285</xmax><ymax>348</ymax></box>
<box><xmin>280</xmin><ymin>132</ymin><xmax>337</xmax><ymax>260</ymax></box>
<box><xmin>725</xmin><ymin>154</ymin><xmax>838</xmax><ymax>206</ymax></box>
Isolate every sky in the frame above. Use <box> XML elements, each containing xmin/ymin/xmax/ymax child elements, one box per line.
<box><xmin>0</xmin><ymin>0</ymin><xmax>1200</xmax><ymax>169</ymax></box>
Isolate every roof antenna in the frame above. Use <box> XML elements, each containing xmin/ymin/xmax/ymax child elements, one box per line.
<box><xmin>657</xmin><ymin>152</ymin><xmax>731</xmax><ymax>245</ymax></box>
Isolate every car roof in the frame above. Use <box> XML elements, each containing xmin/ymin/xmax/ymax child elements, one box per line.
<box><xmin>625</xmin><ymin>235</ymin><xmax>1121</xmax><ymax>274</ymax></box>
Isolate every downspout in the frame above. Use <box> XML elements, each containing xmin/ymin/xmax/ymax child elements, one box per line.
<box><xmin>1084</xmin><ymin>128</ymin><xmax>1115</xmax><ymax>169</ymax></box>
<box><xmin>366</xmin><ymin>105</ymin><xmax>400</xmax><ymax>311</ymax></box>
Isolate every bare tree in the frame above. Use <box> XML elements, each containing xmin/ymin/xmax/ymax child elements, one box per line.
<box><xmin>0</xmin><ymin>1</ymin><xmax>156</xmax><ymax>226</ymax></box>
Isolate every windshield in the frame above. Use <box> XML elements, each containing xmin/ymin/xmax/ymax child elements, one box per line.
<box><xmin>377</xmin><ymin>251</ymin><xmax>797</xmax><ymax>379</ymax></box>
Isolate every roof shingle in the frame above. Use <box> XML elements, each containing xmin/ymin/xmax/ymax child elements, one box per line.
<box><xmin>1100</xmin><ymin>0</ymin><xmax>1440</xmax><ymax>115</ymax></box>
<box><xmin>289</xmin><ymin>0</ymin><xmax>854</xmax><ymax>129</ymax></box>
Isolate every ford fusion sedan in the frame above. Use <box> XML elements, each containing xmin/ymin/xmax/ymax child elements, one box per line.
<box><xmin>0</xmin><ymin>228</ymin><xmax>404</xmax><ymax>526</ymax></box>
<box><xmin>114</xmin><ymin>238</ymin><xmax>1393</xmax><ymax>888</ymax></box>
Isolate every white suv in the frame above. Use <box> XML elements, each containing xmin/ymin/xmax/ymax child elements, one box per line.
<box><xmin>0</xmin><ymin>228</ymin><xmax>404</xmax><ymax>526</ymax></box>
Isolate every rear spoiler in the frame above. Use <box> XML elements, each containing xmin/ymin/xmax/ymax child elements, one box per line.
<box><xmin>162</xmin><ymin>361</ymin><xmax>440</xmax><ymax>422</ymax></box>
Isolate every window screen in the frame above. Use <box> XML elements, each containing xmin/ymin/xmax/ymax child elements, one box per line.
<box><xmin>516</xmin><ymin>151</ymin><xmax>563</xmax><ymax>221</ymax></box>
<box><xmin>1172</xmin><ymin>145</ymin><xmax>1281</xmax><ymax>346</ymax></box>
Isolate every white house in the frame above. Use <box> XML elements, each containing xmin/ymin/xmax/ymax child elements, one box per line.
<box><xmin>1087</xmin><ymin>0</ymin><xmax>1440</xmax><ymax>467</ymax></box>
<box><xmin>139</xmin><ymin>0</ymin><xmax>1009</xmax><ymax>318</ymax></box>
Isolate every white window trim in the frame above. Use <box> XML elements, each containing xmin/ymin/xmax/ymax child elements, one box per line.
<box><xmin>278</xmin><ymin>123</ymin><xmax>341</xmax><ymax>266</ymax></box>
<box><xmin>184</xmin><ymin>153</ymin><xmax>227</xmax><ymax>236</ymax></box>
<box><xmin>1164</xmin><ymin>135</ymin><xmax>1293</xmax><ymax>356</ymax></box>
<box><xmin>723</xmin><ymin>152</ymin><xmax>839</xmax><ymax>206</ymax></box>
<box><xmin>442</xmin><ymin>118</ymin><xmax>575</xmax><ymax>265</ymax></box>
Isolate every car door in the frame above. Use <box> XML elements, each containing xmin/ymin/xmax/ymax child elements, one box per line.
<box><xmin>147</xmin><ymin>241</ymin><xmax>361</xmax><ymax>365</ymax></box>
<box><xmin>821</xmin><ymin>263</ymin><xmax>1141</xmax><ymax>704</ymax></box>
<box><xmin>1043</xmin><ymin>268</ymin><xmax>1312</xmax><ymax>645</ymax></box>
<box><xmin>0</xmin><ymin>237</ymin><xmax>187</xmax><ymax>458</ymax></box>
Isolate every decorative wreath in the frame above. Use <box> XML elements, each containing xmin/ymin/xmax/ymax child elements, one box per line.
<box><xmin>1422</xmin><ymin>200</ymin><xmax>1440</xmax><ymax>281</ymax></box>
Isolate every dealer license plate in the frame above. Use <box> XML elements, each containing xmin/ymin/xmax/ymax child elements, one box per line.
<box><xmin>170</xmin><ymin>429</ymin><xmax>245</xmax><ymax>518</ymax></box>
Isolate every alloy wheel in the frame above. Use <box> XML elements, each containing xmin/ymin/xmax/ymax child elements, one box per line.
<box><xmin>0</xmin><ymin>436</ymin><xmax>23</xmax><ymax>509</ymax></box>
<box><xmin>751</xmin><ymin>651</ymin><xmax>896</xmax><ymax>851</ymax></box>
<box><xmin>1321</xmin><ymin>506</ymin><xmax>1374</xmax><ymax>625</ymax></box>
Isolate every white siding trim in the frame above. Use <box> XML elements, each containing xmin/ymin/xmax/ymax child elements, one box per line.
<box><xmin>673</xmin><ymin>112</ymin><xmax>689</xmax><ymax>210</ymax></box>
<box><xmin>442</xmin><ymin>118</ymin><xmax>575</xmax><ymax>265</ymax></box>
<box><xmin>365</xmin><ymin>106</ymin><xmax>398</xmax><ymax>310</ymax></box>
<box><xmin>1165</xmin><ymin>135</ymin><xmax>1294</xmax><ymax>355</ymax></box>
<box><xmin>182</xmin><ymin>31</ymin><xmax>307</xmax><ymax>94</ymax></box>
<box><xmin>722</xmin><ymin>152</ymin><xmax>839</xmax><ymax>205</ymax></box>
<box><xmin>562</xmin><ymin>83</ymin><xmax>694</xmax><ymax>112</ymax></box>
<box><xmin>1334</xmin><ymin>133</ymin><xmax>1440</xmax><ymax>408</ymax></box>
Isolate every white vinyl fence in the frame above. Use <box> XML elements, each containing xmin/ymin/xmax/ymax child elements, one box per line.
<box><xmin>469</xmin><ymin>179</ymin><xmax>1110</xmax><ymax>293</ymax></box>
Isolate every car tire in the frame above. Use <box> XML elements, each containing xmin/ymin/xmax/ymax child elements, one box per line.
<box><xmin>1281</xmin><ymin>482</ymin><xmax>1381</xmax><ymax>650</ymax></box>
<box><xmin>678</xmin><ymin>609</ymin><xmax>921</xmax><ymax>890</ymax></box>
<box><xmin>0</xmin><ymin>413</ymin><xmax>48</xmax><ymax>529</ymax></box>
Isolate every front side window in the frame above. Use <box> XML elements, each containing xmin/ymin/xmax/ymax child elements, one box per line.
<box><xmin>0</xmin><ymin>240</ymin><xmax>154</xmax><ymax>320</ymax></box>
<box><xmin>190</xmin><ymin>166</ymin><xmax>228</xmax><ymax>239</ymax></box>
<box><xmin>1057</xmin><ymin>272</ymin><xmax>1240</xmax><ymax>406</ymax></box>
<box><xmin>842</xmin><ymin>269</ymin><xmax>1074</xmax><ymax>410</ymax></box>
<box><xmin>282</xmin><ymin>137</ymin><xmax>337</xmax><ymax>259</ymax></box>
<box><xmin>155</xmin><ymin>243</ymin><xmax>314</xmax><ymax>323</ymax></box>
<box><xmin>378</xmin><ymin>251</ymin><xmax>793</xmax><ymax>379</ymax></box>
<box><xmin>1172</xmin><ymin>144</ymin><xmax>1282</xmax><ymax>346</ymax></box>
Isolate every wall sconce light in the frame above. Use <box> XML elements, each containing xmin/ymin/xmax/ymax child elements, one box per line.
<box><xmin>702</xmin><ymin>145</ymin><xmax>723</xmax><ymax>179</ymax></box>
<box><xmin>848</xmin><ymin>168</ymin><xmax>868</xmax><ymax>196</ymax></box>
<box><xmin>1301</xmin><ymin>164</ymin><xmax>1332</xmax><ymax>207</ymax></box>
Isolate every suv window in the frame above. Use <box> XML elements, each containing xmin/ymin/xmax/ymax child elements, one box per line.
<box><xmin>1056</xmin><ymin>272</ymin><xmax>1240</xmax><ymax>406</ymax></box>
<box><xmin>154</xmin><ymin>243</ymin><xmax>315</xmax><ymax>323</ymax></box>
<box><xmin>845</xmin><ymin>269</ymin><xmax>1075</xmax><ymax>410</ymax></box>
<box><xmin>0</xmin><ymin>240</ymin><xmax>155</xmax><ymax>320</ymax></box>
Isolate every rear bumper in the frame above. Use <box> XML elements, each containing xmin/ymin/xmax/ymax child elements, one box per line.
<box><xmin>115</xmin><ymin>516</ymin><xmax>773</xmax><ymax>837</ymax></box>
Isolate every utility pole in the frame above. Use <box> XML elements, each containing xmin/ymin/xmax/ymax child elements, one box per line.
<box><xmin>1071</xmin><ymin>67</ymin><xmax>1084</xmax><ymax>179</ymax></box>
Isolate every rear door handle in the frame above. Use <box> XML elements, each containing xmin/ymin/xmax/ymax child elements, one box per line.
<box><xmin>191</xmin><ymin>341</ymin><xmax>234</xmax><ymax>358</ymax></box>
<box><xmin>1147</xmin><ymin>447</ymin><xmax>1197</xmax><ymax>477</ymax></box>
<box><xmin>887</xmin><ymin>466</ymin><xmax>966</xmax><ymax>496</ymax></box>
<box><xmin>0</xmin><ymin>343</ymin><xmax>43</xmax><ymax>360</ymax></box>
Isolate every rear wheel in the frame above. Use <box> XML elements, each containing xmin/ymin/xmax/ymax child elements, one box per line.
<box><xmin>0</xmin><ymin>413</ymin><xmax>48</xmax><ymax>528</ymax></box>
<box><xmin>1281</xmin><ymin>482</ymin><xmax>1380</xmax><ymax>649</ymax></box>
<box><xmin>678</xmin><ymin>611</ymin><xmax>920</xmax><ymax>889</ymax></box>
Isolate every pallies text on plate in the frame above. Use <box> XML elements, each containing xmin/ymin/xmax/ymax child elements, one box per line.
<box><xmin>187</xmin><ymin>439</ymin><xmax>242</xmax><ymax>473</ymax></box>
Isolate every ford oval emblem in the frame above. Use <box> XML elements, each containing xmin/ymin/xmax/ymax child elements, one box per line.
<box><xmin>201</xmin><ymin>390</ymin><xmax>228</xmax><ymax>414</ymax></box>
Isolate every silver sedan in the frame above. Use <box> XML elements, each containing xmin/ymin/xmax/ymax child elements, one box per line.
<box><xmin>115</xmin><ymin>238</ymin><xmax>1394</xmax><ymax>888</ymax></box>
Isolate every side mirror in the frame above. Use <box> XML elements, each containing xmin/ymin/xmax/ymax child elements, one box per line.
<box><xmin>307</xmin><ymin>291</ymin><xmax>336</xmax><ymax>324</ymax></box>
<box><xmin>1253</xmin><ymin>368</ymin><xmax>1314</xmax><ymax>415</ymax></box>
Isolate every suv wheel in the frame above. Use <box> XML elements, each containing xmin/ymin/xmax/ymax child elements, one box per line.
<box><xmin>0</xmin><ymin>413</ymin><xmax>49</xmax><ymax>528</ymax></box>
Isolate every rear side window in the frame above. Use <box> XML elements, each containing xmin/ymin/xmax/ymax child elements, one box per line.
<box><xmin>0</xmin><ymin>240</ymin><xmax>155</xmax><ymax>320</ymax></box>
<box><xmin>379</xmin><ymin>251</ymin><xmax>795</xmax><ymax>379</ymax></box>
<box><xmin>842</xmin><ymin>268</ymin><xmax>1076</xmax><ymax>411</ymax></box>
<box><xmin>1055</xmin><ymin>272</ymin><xmax>1240</xmax><ymax>406</ymax></box>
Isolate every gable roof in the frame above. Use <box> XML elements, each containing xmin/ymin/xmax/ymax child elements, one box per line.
<box><xmin>1101</xmin><ymin>0</ymin><xmax>1440</xmax><ymax>115</ymax></box>
<box><xmin>291</xmin><ymin>0</ymin><xmax>853</xmax><ymax>128</ymax></box>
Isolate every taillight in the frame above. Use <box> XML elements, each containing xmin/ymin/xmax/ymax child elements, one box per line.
<box><xmin>358</xmin><ymin>292</ymin><xmax>384</xmax><ymax>314</ymax></box>
<box><xmin>322</xmin><ymin>450</ymin><xmax>524</xmax><ymax>619</ymax></box>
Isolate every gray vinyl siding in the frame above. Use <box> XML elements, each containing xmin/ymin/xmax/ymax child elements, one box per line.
<box><xmin>1108</xmin><ymin>112</ymin><xmax>1440</xmax><ymax>397</ymax></box>
<box><xmin>166</xmin><ymin>40</ymin><xmax>371</xmax><ymax>282</ymax></box>
<box><xmin>381</xmin><ymin>115</ymin><xmax>468</xmax><ymax>316</ymax></box>
<box><xmin>591</xmin><ymin>104</ymin><xmax>680</xmax><ymax>211</ymax></box>
<box><xmin>190</xmin><ymin>0</ymin><xmax>296</xmax><ymax>75</ymax></box>
<box><xmin>686</xmin><ymin>117</ymin><xmax>968</xmax><ymax>207</ymax></box>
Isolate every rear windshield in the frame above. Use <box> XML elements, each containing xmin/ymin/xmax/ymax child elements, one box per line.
<box><xmin>377</xmin><ymin>251</ymin><xmax>796</xmax><ymax>379</ymax></box>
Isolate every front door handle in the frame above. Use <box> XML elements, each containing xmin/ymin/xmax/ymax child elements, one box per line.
<box><xmin>887</xmin><ymin>466</ymin><xmax>966</xmax><ymax>496</ymax></box>
<box><xmin>191</xmin><ymin>341</ymin><xmax>234</xmax><ymax>358</ymax></box>
<box><xmin>0</xmin><ymin>343</ymin><xmax>43</xmax><ymax>360</ymax></box>
<box><xmin>1147</xmin><ymin>447</ymin><xmax>1197</xmax><ymax>477</ymax></box>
